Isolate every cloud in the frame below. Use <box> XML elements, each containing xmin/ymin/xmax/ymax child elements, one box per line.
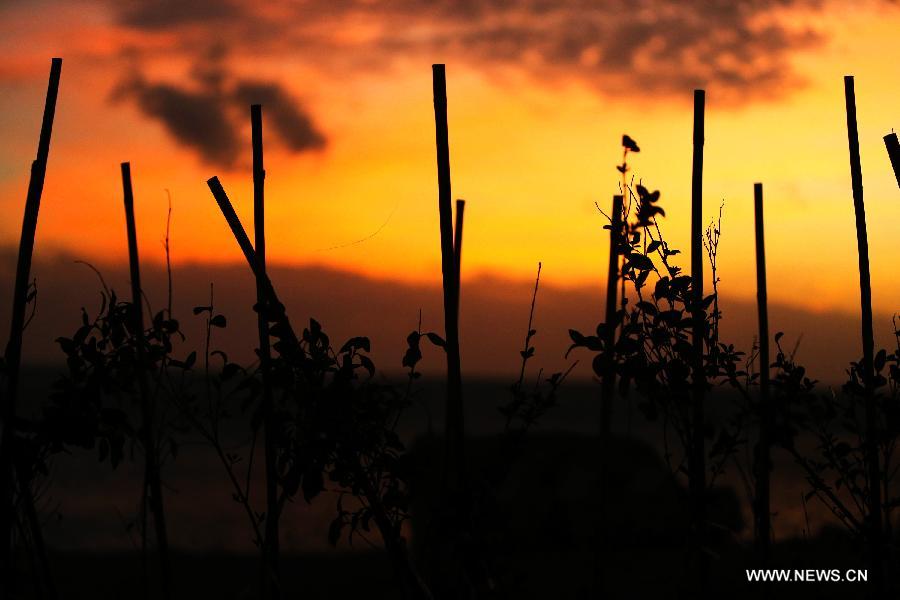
<box><xmin>116</xmin><ymin>0</ymin><xmax>242</xmax><ymax>30</ymax></box>
<box><xmin>107</xmin><ymin>0</ymin><xmax>831</xmax><ymax>103</ymax></box>
<box><xmin>112</xmin><ymin>66</ymin><xmax>327</xmax><ymax>166</ymax></box>
<box><xmin>115</xmin><ymin>78</ymin><xmax>241</xmax><ymax>165</ymax></box>
<box><xmin>233</xmin><ymin>82</ymin><xmax>326</xmax><ymax>152</ymax></box>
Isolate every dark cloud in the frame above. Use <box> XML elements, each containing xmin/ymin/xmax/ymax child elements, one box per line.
<box><xmin>372</xmin><ymin>0</ymin><xmax>824</xmax><ymax>100</ymax></box>
<box><xmin>114</xmin><ymin>79</ymin><xmax>241</xmax><ymax>165</ymax></box>
<box><xmin>113</xmin><ymin>68</ymin><xmax>327</xmax><ymax>166</ymax></box>
<box><xmin>107</xmin><ymin>0</ymin><xmax>833</xmax><ymax>103</ymax></box>
<box><xmin>117</xmin><ymin>0</ymin><xmax>242</xmax><ymax>30</ymax></box>
<box><xmin>233</xmin><ymin>82</ymin><xmax>326</xmax><ymax>152</ymax></box>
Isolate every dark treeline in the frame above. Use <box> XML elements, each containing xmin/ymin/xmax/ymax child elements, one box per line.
<box><xmin>1</xmin><ymin>59</ymin><xmax>899</xmax><ymax>600</ymax></box>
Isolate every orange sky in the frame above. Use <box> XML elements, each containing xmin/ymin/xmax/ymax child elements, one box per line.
<box><xmin>1</xmin><ymin>0</ymin><xmax>899</xmax><ymax>318</ymax></box>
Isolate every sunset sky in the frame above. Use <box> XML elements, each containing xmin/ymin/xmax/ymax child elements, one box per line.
<box><xmin>2</xmin><ymin>0</ymin><xmax>899</xmax><ymax>318</ymax></box>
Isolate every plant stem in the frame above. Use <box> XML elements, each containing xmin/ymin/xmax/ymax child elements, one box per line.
<box><xmin>122</xmin><ymin>162</ymin><xmax>171</xmax><ymax>600</ymax></box>
<box><xmin>753</xmin><ymin>182</ymin><xmax>772</xmax><ymax>566</ymax></box>
<box><xmin>689</xmin><ymin>88</ymin><xmax>708</xmax><ymax>598</ymax></box>
<box><xmin>251</xmin><ymin>103</ymin><xmax>281</xmax><ymax>600</ymax></box>
<box><xmin>0</xmin><ymin>57</ymin><xmax>62</xmax><ymax>596</ymax></box>
<box><xmin>843</xmin><ymin>75</ymin><xmax>884</xmax><ymax>593</ymax></box>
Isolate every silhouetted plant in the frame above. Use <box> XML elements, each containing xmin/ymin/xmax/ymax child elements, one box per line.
<box><xmin>259</xmin><ymin>317</ymin><xmax>433</xmax><ymax>599</ymax></box>
<box><xmin>500</xmin><ymin>263</ymin><xmax>574</xmax><ymax>438</ymax></box>
<box><xmin>417</xmin><ymin>261</ymin><xmax>573</xmax><ymax>599</ymax></box>
<box><xmin>48</xmin><ymin>269</ymin><xmax>186</xmax><ymax>499</ymax></box>
<box><xmin>1</xmin><ymin>279</ymin><xmax>60</xmax><ymax>600</ymax></box>
<box><xmin>165</xmin><ymin>285</ymin><xmax>264</xmax><ymax>552</ymax></box>
<box><xmin>773</xmin><ymin>324</ymin><xmax>900</xmax><ymax>588</ymax></box>
<box><xmin>568</xmin><ymin>135</ymin><xmax>751</xmax><ymax>593</ymax></box>
<box><xmin>206</xmin><ymin>177</ymin><xmax>433</xmax><ymax>599</ymax></box>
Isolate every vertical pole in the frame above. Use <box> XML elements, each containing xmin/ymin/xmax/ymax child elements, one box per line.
<box><xmin>122</xmin><ymin>162</ymin><xmax>172</xmax><ymax>600</ymax></box>
<box><xmin>0</xmin><ymin>57</ymin><xmax>62</xmax><ymax>593</ymax></box>
<box><xmin>454</xmin><ymin>199</ymin><xmax>465</xmax><ymax>318</ymax></box>
<box><xmin>689</xmin><ymin>88</ymin><xmax>708</xmax><ymax>597</ymax></box>
<box><xmin>884</xmin><ymin>132</ymin><xmax>900</xmax><ymax>190</ymax></box>
<box><xmin>595</xmin><ymin>193</ymin><xmax>623</xmax><ymax>595</ymax></box>
<box><xmin>432</xmin><ymin>64</ymin><xmax>464</xmax><ymax>494</ymax></box>
<box><xmin>753</xmin><ymin>183</ymin><xmax>772</xmax><ymax>566</ymax></box>
<box><xmin>843</xmin><ymin>75</ymin><xmax>884</xmax><ymax>592</ymax></box>
<box><xmin>601</xmin><ymin>195</ymin><xmax>623</xmax><ymax>424</ymax></box>
<box><xmin>251</xmin><ymin>104</ymin><xmax>280</xmax><ymax>600</ymax></box>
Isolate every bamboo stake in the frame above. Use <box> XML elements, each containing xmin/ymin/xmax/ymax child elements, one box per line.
<box><xmin>689</xmin><ymin>88</ymin><xmax>708</xmax><ymax>597</ymax></box>
<box><xmin>206</xmin><ymin>176</ymin><xmax>432</xmax><ymax>599</ymax></box>
<box><xmin>251</xmin><ymin>104</ymin><xmax>281</xmax><ymax>600</ymax></box>
<box><xmin>454</xmin><ymin>199</ymin><xmax>465</xmax><ymax>317</ymax></box>
<box><xmin>595</xmin><ymin>193</ymin><xmax>623</xmax><ymax>595</ymax></box>
<box><xmin>208</xmin><ymin>178</ymin><xmax>265</xmax><ymax>275</ymax></box>
<box><xmin>431</xmin><ymin>64</ymin><xmax>464</xmax><ymax>494</ymax></box>
<box><xmin>884</xmin><ymin>132</ymin><xmax>900</xmax><ymax>190</ymax></box>
<box><xmin>843</xmin><ymin>75</ymin><xmax>884</xmax><ymax>592</ymax></box>
<box><xmin>122</xmin><ymin>162</ymin><xmax>172</xmax><ymax>600</ymax></box>
<box><xmin>600</xmin><ymin>194</ymin><xmax>623</xmax><ymax>444</ymax></box>
<box><xmin>753</xmin><ymin>182</ymin><xmax>772</xmax><ymax>566</ymax></box>
<box><xmin>206</xmin><ymin>178</ymin><xmax>298</xmax><ymax>348</ymax></box>
<box><xmin>0</xmin><ymin>57</ymin><xmax>62</xmax><ymax>595</ymax></box>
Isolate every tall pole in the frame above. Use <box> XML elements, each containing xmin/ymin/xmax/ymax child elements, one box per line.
<box><xmin>689</xmin><ymin>88</ymin><xmax>708</xmax><ymax>597</ymax></box>
<box><xmin>884</xmin><ymin>132</ymin><xmax>900</xmax><ymax>190</ymax></box>
<box><xmin>251</xmin><ymin>104</ymin><xmax>280</xmax><ymax>600</ymax></box>
<box><xmin>0</xmin><ymin>57</ymin><xmax>62</xmax><ymax>593</ymax></box>
<box><xmin>753</xmin><ymin>182</ymin><xmax>772</xmax><ymax>566</ymax></box>
<box><xmin>454</xmin><ymin>199</ymin><xmax>465</xmax><ymax>318</ymax></box>
<box><xmin>122</xmin><ymin>162</ymin><xmax>172</xmax><ymax>600</ymax></box>
<box><xmin>595</xmin><ymin>193</ymin><xmax>623</xmax><ymax>595</ymax></box>
<box><xmin>843</xmin><ymin>75</ymin><xmax>884</xmax><ymax>593</ymax></box>
<box><xmin>601</xmin><ymin>194</ymin><xmax>623</xmax><ymax>434</ymax></box>
<box><xmin>432</xmin><ymin>64</ymin><xmax>464</xmax><ymax>494</ymax></box>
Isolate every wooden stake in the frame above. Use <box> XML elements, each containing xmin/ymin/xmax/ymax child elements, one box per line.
<box><xmin>844</xmin><ymin>75</ymin><xmax>884</xmax><ymax>592</ymax></box>
<box><xmin>595</xmin><ymin>193</ymin><xmax>623</xmax><ymax>595</ymax></box>
<box><xmin>0</xmin><ymin>57</ymin><xmax>62</xmax><ymax>595</ymax></box>
<box><xmin>206</xmin><ymin>177</ymin><xmax>298</xmax><ymax>348</ymax></box>
<box><xmin>432</xmin><ymin>64</ymin><xmax>464</xmax><ymax>493</ymax></box>
<box><xmin>884</xmin><ymin>132</ymin><xmax>900</xmax><ymax>190</ymax></box>
<box><xmin>601</xmin><ymin>195</ymin><xmax>623</xmax><ymax>434</ymax></box>
<box><xmin>689</xmin><ymin>88</ymin><xmax>708</xmax><ymax>597</ymax></box>
<box><xmin>206</xmin><ymin>176</ymin><xmax>432</xmax><ymax>599</ymax></box>
<box><xmin>753</xmin><ymin>182</ymin><xmax>772</xmax><ymax>566</ymax></box>
<box><xmin>251</xmin><ymin>104</ymin><xmax>281</xmax><ymax>600</ymax></box>
<box><xmin>454</xmin><ymin>199</ymin><xmax>465</xmax><ymax>317</ymax></box>
<box><xmin>122</xmin><ymin>162</ymin><xmax>172</xmax><ymax>600</ymax></box>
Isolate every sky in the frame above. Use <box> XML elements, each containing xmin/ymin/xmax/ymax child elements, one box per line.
<box><xmin>1</xmin><ymin>0</ymin><xmax>900</xmax><ymax>319</ymax></box>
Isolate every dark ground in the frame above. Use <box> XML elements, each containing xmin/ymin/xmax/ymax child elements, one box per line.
<box><xmin>6</xmin><ymin>369</ymin><xmax>892</xmax><ymax>598</ymax></box>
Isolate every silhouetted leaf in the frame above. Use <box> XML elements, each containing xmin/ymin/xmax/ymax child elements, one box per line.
<box><xmin>425</xmin><ymin>332</ymin><xmax>446</xmax><ymax>348</ymax></box>
<box><xmin>340</xmin><ymin>336</ymin><xmax>371</xmax><ymax>354</ymax></box>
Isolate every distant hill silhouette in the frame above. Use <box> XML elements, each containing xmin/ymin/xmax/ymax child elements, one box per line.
<box><xmin>1</xmin><ymin>248</ymin><xmax>891</xmax><ymax>383</ymax></box>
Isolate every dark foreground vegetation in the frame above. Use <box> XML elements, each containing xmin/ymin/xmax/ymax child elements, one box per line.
<box><xmin>1</xmin><ymin>60</ymin><xmax>899</xmax><ymax>599</ymax></box>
